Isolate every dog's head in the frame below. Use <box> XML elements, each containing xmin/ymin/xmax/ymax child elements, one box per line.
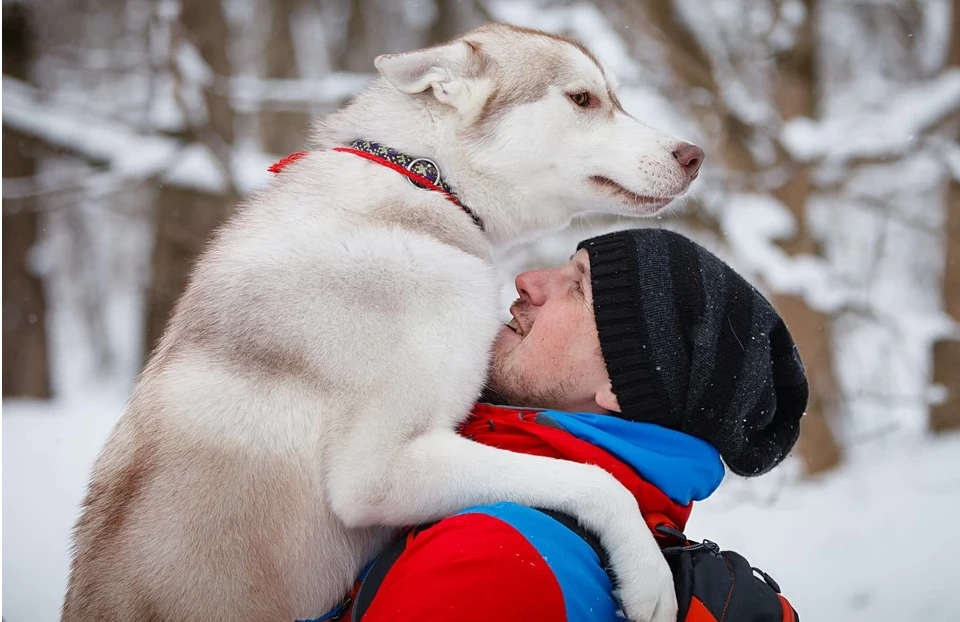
<box><xmin>374</xmin><ymin>24</ymin><xmax>703</xmax><ymax>236</ymax></box>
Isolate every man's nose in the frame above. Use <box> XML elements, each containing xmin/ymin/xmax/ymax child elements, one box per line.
<box><xmin>515</xmin><ymin>270</ymin><xmax>554</xmax><ymax>306</ymax></box>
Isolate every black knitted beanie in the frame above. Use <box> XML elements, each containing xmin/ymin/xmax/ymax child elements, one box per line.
<box><xmin>577</xmin><ymin>229</ymin><xmax>808</xmax><ymax>477</ymax></box>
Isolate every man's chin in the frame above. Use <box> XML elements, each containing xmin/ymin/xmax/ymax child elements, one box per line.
<box><xmin>496</xmin><ymin>323</ymin><xmax>522</xmax><ymax>346</ymax></box>
<box><xmin>490</xmin><ymin>327</ymin><xmax>519</xmax><ymax>363</ymax></box>
<box><xmin>483</xmin><ymin>354</ymin><xmax>572</xmax><ymax>413</ymax></box>
<box><xmin>482</xmin><ymin>344</ymin><xmax>518</xmax><ymax>407</ymax></box>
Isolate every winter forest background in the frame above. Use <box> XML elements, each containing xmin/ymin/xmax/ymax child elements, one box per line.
<box><xmin>2</xmin><ymin>0</ymin><xmax>959</xmax><ymax>619</ymax></box>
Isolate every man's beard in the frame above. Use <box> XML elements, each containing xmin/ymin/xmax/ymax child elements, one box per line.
<box><xmin>483</xmin><ymin>298</ymin><xmax>576</xmax><ymax>410</ymax></box>
<box><xmin>482</xmin><ymin>342</ymin><xmax>574</xmax><ymax>411</ymax></box>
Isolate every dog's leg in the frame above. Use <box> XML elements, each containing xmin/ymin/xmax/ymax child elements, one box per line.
<box><xmin>329</xmin><ymin>428</ymin><xmax>677</xmax><ymax>622</ymax></box>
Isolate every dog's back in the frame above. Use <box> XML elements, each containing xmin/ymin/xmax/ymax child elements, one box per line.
<box><xmin>62</xmin><ymin>150</ymin><xmax>486</xmax><ymax>621</ymax></box>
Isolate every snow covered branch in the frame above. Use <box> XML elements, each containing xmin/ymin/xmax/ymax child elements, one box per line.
<box><xmin>2</xmin><ymin>76</ymin><xmax>180</xmax><ymax>178</ymax></box>
<box><xmin>2</xmin><ymin>76</ymin><xmax>278</xmax><ymax>196</ymax></box>
<box><xmin>781</xmin><ymin>69</ymin><xmax>960</xmax><ymax>165</ymax></box>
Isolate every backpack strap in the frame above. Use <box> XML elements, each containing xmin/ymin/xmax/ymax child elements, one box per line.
<box><xmin>350</xmin><ymin>523</ymin><xmax>436</xmax><ymax>622</ymax></box>
<box><xmin>534</xmin><ymin>508</ymin><xmax>610</xmax><ymax>570</ymax></box>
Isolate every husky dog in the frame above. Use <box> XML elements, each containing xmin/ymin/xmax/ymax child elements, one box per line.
<box><xmin>63</xmin><ymin>24</ymin><xmax>703</xmax><ymax>622</ymax></box>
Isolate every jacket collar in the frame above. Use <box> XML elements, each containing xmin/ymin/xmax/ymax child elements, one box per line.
<box><xmin>464</xmin><ymin>403</ymin><xmax>724</xmax><ymax>531</ymax></box>
<box><xmin>534</xmin><ymin>410</ymin><xmax>724</xmax><ymax>506</ymax></box>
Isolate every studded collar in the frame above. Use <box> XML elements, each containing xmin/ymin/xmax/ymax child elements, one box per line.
<box><xmin>268</xmin><ymin>140</ymin><xmax>484</xmax><ymax>231</ymax></box>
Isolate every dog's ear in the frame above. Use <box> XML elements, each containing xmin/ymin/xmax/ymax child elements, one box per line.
<box><xmin>375</xmin><ymin>41</ymin><xmax>491</xmax><ymax>112</ymax></box>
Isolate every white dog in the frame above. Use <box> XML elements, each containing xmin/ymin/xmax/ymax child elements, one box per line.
<box><xmin>62</xmin><ymin>24</ymin><xmax>703</xmax><ymax>622</ymax></box>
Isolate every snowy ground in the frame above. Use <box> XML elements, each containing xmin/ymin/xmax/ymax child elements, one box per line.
<box><xmin>4</xmin><ymin>388</ymin><xmax>960</xmax><ymax>622</ymax></box>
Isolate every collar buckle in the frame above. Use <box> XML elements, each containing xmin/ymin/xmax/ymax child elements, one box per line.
<box><xmin>405</xmin><ymin>157</ymin><xmax>442</xmax><ymax>191</ymax></box>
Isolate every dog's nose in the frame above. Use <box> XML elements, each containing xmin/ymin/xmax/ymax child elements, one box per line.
<box><xmin>673</xmin><ymin>142</ymin><xmax>704</xmax><ymax>179</ymax></box>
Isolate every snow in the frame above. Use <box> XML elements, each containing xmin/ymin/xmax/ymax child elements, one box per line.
<box><xmin>4</xmin><ymin>1</ymin><xmax>959</xmax><ymax>620</ymax></box>
<box><xmin>4</xmin><ymin>391</ymin><xmax>960</xmax><ymax>622</ymax></box>
<box><xmin>174</xmin><ymin>39</ymin><xmax>215</xmax><ymax>87</ymax></box>
<box><xmin>690</xmin><ymin>434</ymin><xmax>960</xmax><ymax>622</ymax></box>
<box><xmin>228</xmin><ymin>73</ymin><xmax>371</xmax><ymax>113</ymax></box>
<box><xmin>145</xmin><ymin>72</ymin><xmax>187</xmax><ymax>133</ymax></box>
<box><xmin>2</xmin><ymin>76</ymin><xmax>283</xmax><ymax>197</ymax></box>
<box><xmin>162</xmin><ymin>142</ymin><xmax>231</xmax><ymax>194</ymax></box>
<box><xmin>3</xmin><ymin>393</ymin><xmax>126</xmax><ymax>622</ymax></box>
<box><xmin>917</xmin><ymin>0</ymin><xmax>956</xmax><ymax>76</ymax></box>
<box><xmin>782</xmin><ymin>69</ymin><xmax>960</xmax><ymax>165</ymax></box>
<box><xmin>814</xmin><ymin>149</ymin><xmax>952</xmax><ymax>444</ymax></box>
<box><xmin>720</xmin><ymin>193</ymin><xmax>848</xmax><ymax>313</ymax></box>
<box><xmin>160</xmin><ymin>142</ymin><xmax>276</xmax><ymax>197</ymax></box>
<box><xmin>2</xmin><ymin>77</ymin><xmax>180</xmax><ymax>179</ymax></box>
<box><xmin>232</xmin><ymin>145</ymin><xmax>280</xmax><ymax>195</ymax></box>
<box><xmin>674</xmin><ymin>0</ymin><xmax>779</xmax><ymax>127</ymax></box>
<box><xmin>933</xmin><ymin>135</ymin><xmax>960</xmax><ymax>182</ymax></box>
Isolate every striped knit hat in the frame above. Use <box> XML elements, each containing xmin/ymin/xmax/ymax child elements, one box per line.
<box><xmin>578</xmin><ymin>229</ymin><xmax>808</xmax><ymax>477</ymax></box>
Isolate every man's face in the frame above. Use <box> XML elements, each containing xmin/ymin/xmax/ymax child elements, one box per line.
<box><xmin>485</xmin><ymin>249</ymin><xmax>619</xmax><ymax>414</ymax></box>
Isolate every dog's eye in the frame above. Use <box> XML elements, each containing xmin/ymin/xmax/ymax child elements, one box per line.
<box><xmin>568</xmin><ymin>92</ymin><xmax>592</xmax><ymax>108</ymax></box>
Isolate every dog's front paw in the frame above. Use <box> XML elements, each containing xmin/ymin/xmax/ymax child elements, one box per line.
<box><xmin>615</xmin><ymin>554</ymin><xmax>678</xmax><ymax>622</ymax></box>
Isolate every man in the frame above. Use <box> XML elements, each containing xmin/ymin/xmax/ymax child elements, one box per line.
<box><xmin>322</xmin><ymin>228</ymin><xmax>806</xmax><ymax>622</ymax></box>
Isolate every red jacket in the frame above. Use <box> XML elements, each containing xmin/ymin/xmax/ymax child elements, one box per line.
<box><xmin>332</xmin><ymin>404</ymin><xmax>724</xmax><ymax>622</ymax></box>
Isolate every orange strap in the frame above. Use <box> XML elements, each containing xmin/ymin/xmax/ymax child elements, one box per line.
<box><xmin>779</xmin><ymin>595</ymin><xmax>797</xmax><ymax>622</ymax></box>
<box><xmin>686</xmin><ymin>598</ymin><xmax>719</xmax><ymax>622</ymax></box>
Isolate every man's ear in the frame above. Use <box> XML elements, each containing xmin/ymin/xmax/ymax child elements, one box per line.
<box><xmin>595</xmin><ymin>381</ymin><xmax>621</xmax><ymax>414</ymax></box>
<box><xmin>375</xmin><ymin>41</ymin><xmax>490</xmax><ymax>112</ymax></box>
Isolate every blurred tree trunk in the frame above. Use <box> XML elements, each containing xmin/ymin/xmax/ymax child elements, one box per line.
<box><xmin>933</xmin><ymin>173</ymin><xmax>960</xmax><ymax>431</ymax></box>
<box><xmin>600</xmin><ymin>0</ymin><xmax>756</xmax><ymax>173</ymax></box>
<box><xmin>608</xmin><ymin>0</ymin><xmax>842</xmax><ymax>472</ymax></box>
<box><xmin>605</xmin><ymin>0</ymin><xmax>731</xmax><ymax>241</ymax></box>
<box><xmin>429</xmin><ymin>0</ymin><xmax>490</xmax><ymax>44</ymax></box>
<box><xmin>145</xmin><ymin>0</ymin><xmax>236</xmax><ymax>358</ymax></box>
<box><xmin>930</xmin><ymin>0</ymin><xmax>960</xmax><ymax>432</ymax></box>
<box><xmin>769</xmin><ymin>0</ymin><xmax>842</xmax><ymax>472</ymax></box>
<box><xmin>145</xmin><ymin>187</ymin><xmax>235</xmax><ymax>351</ymax></box>
<box><xmin>259</xmin><ymin>0</ymin><xmax>310</xmax><ymax>155</ymax></box>
<box><xmin>179</xmin><ymin>0</ymin><xmax>234</xmax><ymax>145</ymax></box>
<box><xmin>2</xmin><ymin>3</ymin><xmax>51</xmax><ymax>398</ymax></box>
<box><xmin>3</xmin><ymin>130</ymin><xmax>51</xmax><ymax>399</ymax></box>
<box><xmin>338</xmin><ymin>0</ymin><xmax>413</xmax><ymax>72</ymax></box>
<box><xmin>337</xmin><ymin>0</ymin><xmax>486</xmax><ymax>72</ymax></box>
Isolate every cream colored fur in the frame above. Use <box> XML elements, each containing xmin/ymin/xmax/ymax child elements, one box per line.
<box><xmin>62</xmin><ymin>24</ymin><xmax>700</xmax><ymax>622</ymax></box>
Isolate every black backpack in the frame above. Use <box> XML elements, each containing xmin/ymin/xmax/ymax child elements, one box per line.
<box><xmin>655</xmin><ymin>524</ymin><xmax>799</xmax><ymax>622</ymax></box>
